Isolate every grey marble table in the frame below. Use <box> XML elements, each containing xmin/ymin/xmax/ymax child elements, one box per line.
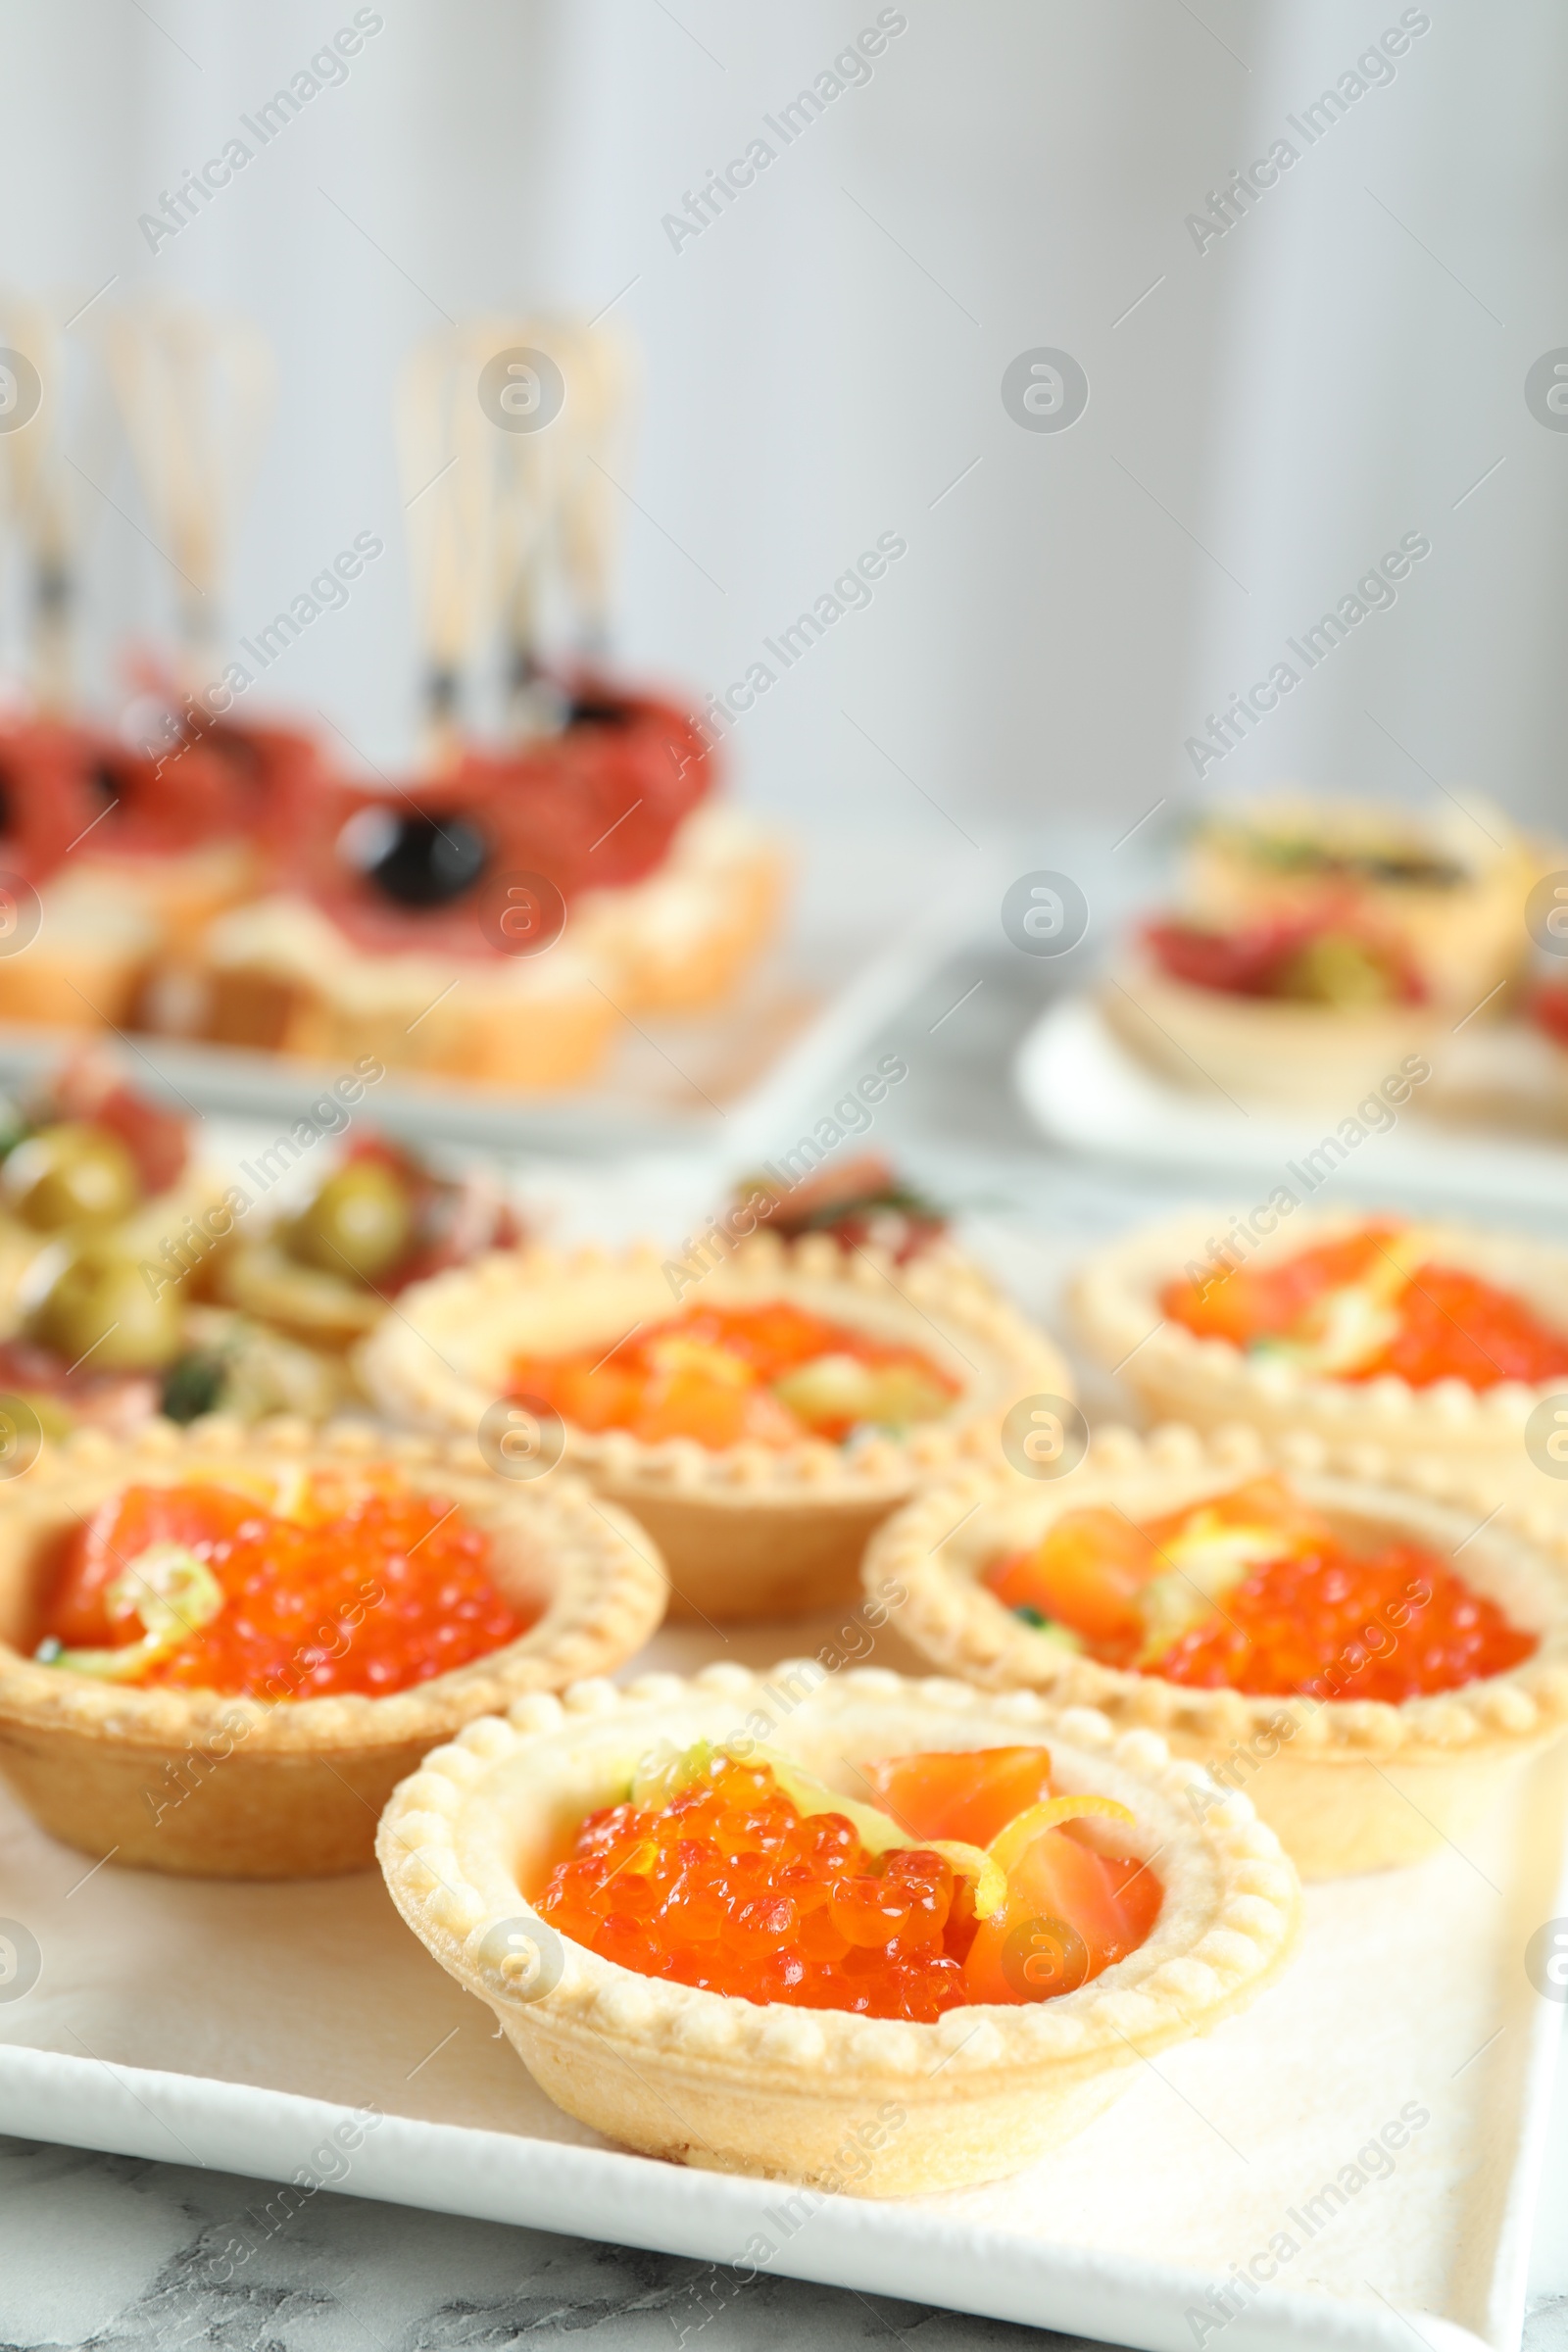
<box><xmin>5</xmin><ymin>938</ymin><xmax>1568</xmax><ymax>2351</ymax></box>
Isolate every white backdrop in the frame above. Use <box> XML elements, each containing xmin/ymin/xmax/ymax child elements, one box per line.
<box><xmin>0</xmin><ymin>0</ymin><xmax>1563</xmax><ymax>838</ymax></box>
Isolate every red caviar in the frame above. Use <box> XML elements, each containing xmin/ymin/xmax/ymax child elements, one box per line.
<box><xmin>985</xmin><ymin>1475</ymin><xmax>1537</xmax><ymax>1698</ymax></box>
<box><xmin>510</xmin><ymin>1298</ymin><xmax>957</xmax><ymax>1449</ymax></box>
<box><xmin>1154</xmin><ymin>1543</ymin><xmax>1535</xmax><ymax>1700</ymax></box>
<box><xmin>1160</xmin><ymin>1225</ymin><xmax>1568</xmax><ymax>1391</ymax></box>
<box><xmin>533</xmin><ymin>1749</ymin><xmax>1159</xmax><ymax>2022</ymax></box>
<box><xmin>35</xmin><ymin>1473</ymin><xmax>530</xmax><ymax>1698</ymax></box>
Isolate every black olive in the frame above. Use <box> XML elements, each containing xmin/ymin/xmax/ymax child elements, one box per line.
<box><xmin>88</xmin><ymin>760</ymin><xmax>121</xmax><ymax>802</ymax></box>
<box><xmin>565</xmin><ymin>694</ymin><xmax>632</xmax><ymax>729</ymax></box>
<box><xmin>357</xmin><ymin>812</ymin><xmax>490</xmax><ymax>908</ymax></box>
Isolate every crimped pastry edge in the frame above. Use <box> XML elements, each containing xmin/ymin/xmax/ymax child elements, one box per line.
<box><xmin>0</xmin><ymin>1413</ymin><xmax>667</xmax><ymax>1754</ymax></box>
<box><xmin>357</xmin><ymin>1231</ymin><xmax>1070</xmax><ymax>1506</ymax></box>
<box><xmin>376</xmin><ymin>1664</ymin><xmax>1298</xmax><ymax>2089</ymax></box>
<box><xmin>1071</xmin><ymin>1204</ymin><xmax>1568</xmax><ymax>1452</ymax></box>
<box><xmin>862</xmin><ymin>1418</ymin><xmax>1568</xmax><ymax>1759</ymax></box>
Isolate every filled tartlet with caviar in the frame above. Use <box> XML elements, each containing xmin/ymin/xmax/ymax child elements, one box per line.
<box><xmin>868</xmin><ymin>1426</ymin><xmax>1568</xmax><ymax>1876</ymax></box>
<box><xmin>1073</xmin><ymin>1208</ymin><xmax>1568</xmax><ymax>1483</ymax></box>
<box><xmin>216</xmin><ymin>1132</ymin><xmax>522</xmax><ymax>1350</ymax></box>
<box><xmin>0</xmin><ymin>1419</ymin><xmax>666</xmax><ymax>1876</ymax></box>
<box><xmin>378</xmin><ymin>1666</ymin><xmax>1298</xmax><ymax>2193</ymax></box>
<box><xmin>181</xmin><ymin>685</ymin><xmax>784</xmax><ymax>1088</ymax></box>
<box><xmin>359</xmin><ymin>1233</ymin><xmax>1069</xmax><ymax>1621</ymax></box>
<box><xmin>1183</xmin><ymin>797</ymin><xmax>1544</xmax><ymax>1014</ymax></box>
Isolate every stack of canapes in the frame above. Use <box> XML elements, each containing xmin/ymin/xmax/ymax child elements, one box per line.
<box><xmin>172</xmin><ymin>682</ymin><xmax>786</xmax><ymax>1092</ymax></box>
<box><xmin>358</xmin><ymin>1226</ymin><xmax>1068</xmax><ymax>1621</ymax></box>
<box><xmin>1106</xmin><ymin>795</ymin><xmax>1546</xmax><ymax>1105</ymax></box>
<box><xmin>0</xmin><ymin>681</ymin><xmax>786</xmax><ymax>1096</ymax></box>
<box><xmin>0</xmin><ymin>700</ymin><xmax>319</xmax><ymax>1034</ymax></box>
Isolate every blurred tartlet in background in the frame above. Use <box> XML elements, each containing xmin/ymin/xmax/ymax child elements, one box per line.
<box><xmin>735</xmin><ymin>1152</ymin><xmax>949</xmax><ymax>1264</ymax></box>
<box><xmin>1104</xmin><ymin>795</ymin><xmax>1547</xmax><ymax>1107</ymax></box>
<box><xmin>1180</xmin><ymin>797</ymin><xmax>1545</xmax><ymax>1011</ymax></box>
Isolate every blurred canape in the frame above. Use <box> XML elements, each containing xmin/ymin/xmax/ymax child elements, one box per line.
<box><xmin>0</xmin><ymin>694</ymin><xmax>322</xmax><ymax>1036</ymax></box>
<box><xmin>0</xmin><ymin>1054</ymin><xmax>223</xmax><ymax>1432</ymax></box>
<box><xmin>215</xmin><ymin>1130</ymin><xmax>521</xmax><ymax>1348</ymax></box>
<box><xmin>177</xmin><ymin>679</ymin><xmax>780</xmax><ymax>1088</ymax></box>
<box><xmin>1103</xmin><ymin>794</ymin><xmax>1553</xmax><ymax>1107</ymax></box>
<box><xmin>1181</xmin><ymin>796</ymin><xmax>1545</xmax><ymax>1013</ymax></box>
<box><xmin>740</xmin><ymin>1152</ymin><xmax>948</xmax><ymax>1262</ymax></box>
<box><xmin>1105</xmin><ymin>910</ymin><xmax>1436</xmax><ymax>1105</ymax></box>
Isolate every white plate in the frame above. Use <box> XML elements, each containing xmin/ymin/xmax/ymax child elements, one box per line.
<box><xmin>0</xmin><ymin>829</ymin><xmax>992</xmax><ymax>1165</ymax></box>
<box><xmin>1015</xmin><ymin>994</ymin><xmax>1568</xmax><ymax>1216</ymax></box>
<box><xmin>1</xmin><ymin>1597</ymin><xmax>1564</xmax><ymax>2352</ymax></box>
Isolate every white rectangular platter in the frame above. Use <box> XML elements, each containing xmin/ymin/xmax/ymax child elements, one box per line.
<box><xmin>0</xmin><ymin>825</ymin><xmax>989</xmax><ymax>1161</ymax></box>
<box><xmin>1014</xmin><ymin>995</ymin><xmax>1568</xmax><ymax>1218</ymax></box>
<box><xmin>2</xmin><ymin>1597</ymin><xmax>1564</xmax><ymax>2352</ymax></box>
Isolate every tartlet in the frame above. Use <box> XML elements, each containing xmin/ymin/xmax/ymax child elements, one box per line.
<box><xmin>357</xmin><ymin>1233</ymin><xmax>1070</xmax><ymax>1621</ymax></box>
<box><xmin>1183</xmin><ymin>796</ymin><xmax>1544</xmax><ymax>1013</ymax></box>
<box><xmin>0</xmin><ymin>1417</ymin><xmax>667</xmax><ymax>1878</ymax></box>
<box><xmin>1102</xmin><ymin>949</ymin><xmax>1434</xmax><ymax>1108</ymax></box>
<box><xmin>1071</xmin><ymin>1205</ymin><xmax>1568</xmax><ymax>1489</ymax></box>
<box><xmin>376</xmin><ymin>1663</ymin><xmax>1298</xmax><ymax>2194</ymax></box>
<box><xmin>864</xmin><ymin>1422</ymin><xmax>1568</xmax><ymax>1876</ymax></box>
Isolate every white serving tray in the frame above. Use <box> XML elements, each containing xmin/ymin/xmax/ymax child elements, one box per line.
<box><xmin>1015</xmin><ymin>994</ymin><xmax>1568</xmax><ymax>1216</ymax></box>
<box><xmin>2</xmin><ymin>1596</ymin><xmax>1564</xmax><ymax>2352</ymax></box>
<box><xmin>0</xmin><ymin>827</ymin><xmax>989</xmax><ymax>1163</ymax></box>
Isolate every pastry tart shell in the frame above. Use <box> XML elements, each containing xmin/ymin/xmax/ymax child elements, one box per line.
<box><xmin>863</xmin><ymin>1421</ymin><xmax>1568</xmax><ymax>1877</ymax></box>
<box><xmin>1102</xmin><ymin>956</ymin><xmax>1435</xmax><ymax>1109</ymax></box>
<box><xmin>376</xmin><ymin>1663</ymin><xmax>1299</xmax><ymax>2196</ymax></box>
<box><xmin>356</xmin><ymin>1233</ymin><xmax>1072</xmax><ymax>1622</ymax></box>
<box><xmin>0</xmin><ymin>1417</ymin><xmax>667</xmax><ymax>1879</ymax></box>
<box><xmin>1072</xmin><ymin>1205</ymin><xmax>1568</xmax><ymax>1494</ymax></box>
<box><xmin>1183</xmin><ymin>798</ymin><xmax>1545</xmax><ymax>1013</ymax></box>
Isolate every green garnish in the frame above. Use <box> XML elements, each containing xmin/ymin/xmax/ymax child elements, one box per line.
<box><xmin>161</xmin><ymin>1350</ymin><xmax>228</xmax><ymax>1425</ymax></box>
<box><xmin>1013</xmin><ymin>1606</ymin><xmax>1086</xmax><ymax>1652</ymax></box>
<box><xmin>36</xmin><ymin>1544</ymin><xmax>224</xmax><ymax>1681</ymax></box>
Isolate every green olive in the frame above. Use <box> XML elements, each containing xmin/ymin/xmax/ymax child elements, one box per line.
<box><xmin>1273</xmin><ymin>932</ymin><xmax>1396</xmax><ymax>1009</ymax></box>
<box><xmin>1</xmin><ymin>1123</ymin><xmax>141</xmax><ymax>1232</ymax></box>
<box><xmin>285</xmin><ymin>1159</ymin><xmax>414</xmax><ymax>1284</ymax></box>
<box><xmin>29</xmin><ymin>1246</ymin><xmax>184</xmax><ymax>1371</ymax></box>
